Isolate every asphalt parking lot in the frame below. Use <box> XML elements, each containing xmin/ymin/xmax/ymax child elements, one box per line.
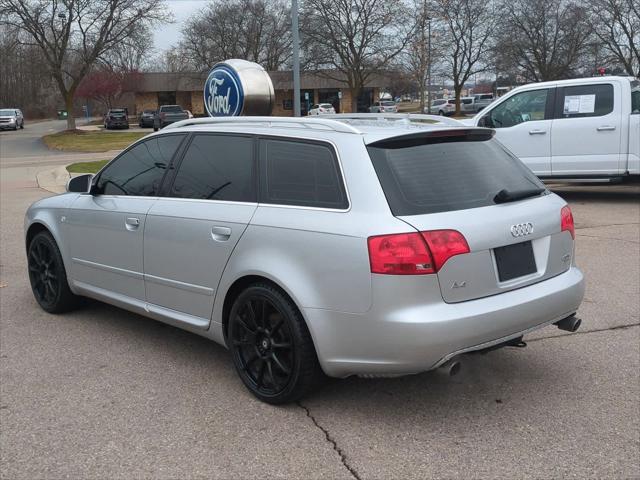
<box><xmin>0</xmin><ymin>131</ymin><xmax>638</xmax><ymax>477</ymax></box>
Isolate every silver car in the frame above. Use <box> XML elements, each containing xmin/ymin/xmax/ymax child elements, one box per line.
<box><xmin>0</xmin><ymin>108</ymin><xmax>24</xmax><ymax>130</ymax></box>
<box><xmin>24</xmin><ymin>114</ymin><xmax>585</xmax><ymax>404</ymax></box>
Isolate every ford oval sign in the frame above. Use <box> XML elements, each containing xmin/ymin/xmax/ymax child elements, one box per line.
<box><xmin>204</xmin><ymin>64</ymin><xmax>244</xmax><ymax>117</ymax></box>
<box><xmin>203</xmin><ymin>59</ymin><xmax>275</xmax><ymax>117</ymax></box>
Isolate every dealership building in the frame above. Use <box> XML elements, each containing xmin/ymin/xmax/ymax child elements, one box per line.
<box><xmin>132</xmin><ymin>70</ymin><xmax>390</xmax><ymax>116</ymax></box>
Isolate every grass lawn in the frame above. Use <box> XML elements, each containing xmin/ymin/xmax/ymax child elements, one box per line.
<box><xmin>43</xmin><ymin>130</ymin><xmax>146</xmax><ymax>152</ymax></box>
<box><xmin>66</xmin><ymin>160</ymin><xmax>109</xmax><ymax>174</ymax></box>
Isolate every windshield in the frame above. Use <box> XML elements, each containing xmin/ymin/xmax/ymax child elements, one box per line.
<box><xmin>367</xmin><ymin>135</ymin><xmax>545</xmax><ymax>215</ymax></box>
<box><xmin>161</xmin><ymin>105</ymin><xmax>183</xmax><ymax>113</ymax></box>
<box><xmin>0</xmin><ymin>109</ymin><xmax>16</xmax><ymax>116</ymax></box>
<box><xmin>319</xmin><ymin>104</ymin><xmax>333</xmax><ymax>108</ymax></box>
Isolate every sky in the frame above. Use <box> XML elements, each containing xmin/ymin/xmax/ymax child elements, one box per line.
<box><xmin>153</xmin><ymin>0</ymin><xmax>206</xmax><ymax>53</ymax></box>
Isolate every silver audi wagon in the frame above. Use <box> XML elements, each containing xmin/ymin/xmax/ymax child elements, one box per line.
<box><xmin>25</xmin><ymin>114</ymin><xmax>585</xmax><ymax>403</ymax></box>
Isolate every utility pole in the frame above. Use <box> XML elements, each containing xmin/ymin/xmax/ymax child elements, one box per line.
<box><xmin>426</xmin><ymin>16</ymin><xmax>432</xmax><ymax>114</ymax></box>
<box><xmin>292</xmin><ymin>0</ymin><xmax>301</xmax><ymax>117</ymax></box>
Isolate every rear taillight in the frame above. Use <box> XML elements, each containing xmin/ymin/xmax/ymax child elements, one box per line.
<box><xmin>368</xmin><ymin>230</ymin><xmax>469</xmax><ymax>275</ymax></box>
<box><xmin>561</xmin><ymin>205</ymin><xmax>575</xmax><ymax>239</ymax></box>
<box><xmin>421</xmin><ymin>230</ymin><xmax>470</xmax><ymax>272</ymax></box>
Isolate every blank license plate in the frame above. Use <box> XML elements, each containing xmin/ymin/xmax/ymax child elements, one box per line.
<box><xmin>494</xmin><ymin>241</ymin><xmax>537</xmax><ymax>282</ymax></box>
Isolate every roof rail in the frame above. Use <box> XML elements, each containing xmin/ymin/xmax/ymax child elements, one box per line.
<box><xmin>329</xmin><ymin>112</ymin><xmax>464</xmax><ymax>126</ymax></box>
<box><xmin>163</xmin><ymin>116</ymin><xmax>363</xmax><ymax>134</ymax></box>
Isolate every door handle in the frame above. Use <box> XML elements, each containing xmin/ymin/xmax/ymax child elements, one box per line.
<box><xmin>528</xmin><ymin>129</ymin><xmax>546</xmax><ymax>135</ymax></box>
<box><xmin>125</xmin><ymin>217</ymin><xmax>140</xmax><ymax>230</ymax></box>
<box><xmin>597</xmin><ymin>125</ymin><xmax>616</xmax><ymax>131</ymax></box>
<box><xmin>211</xmin><ymin>226</ymin><xmax>232</xmax><ymax>242</ymax></box>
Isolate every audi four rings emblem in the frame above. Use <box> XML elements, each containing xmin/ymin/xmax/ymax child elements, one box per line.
<box><xmin>510</xmin><ymin>222</ymin><xmax>534</xmax><ymax>237</ymax></box>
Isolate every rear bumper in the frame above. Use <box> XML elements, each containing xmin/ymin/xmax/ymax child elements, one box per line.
<box><xmin>304</xmin><ymin>266</ymin><xmax>585</xmax><ymax>378</ymax></box>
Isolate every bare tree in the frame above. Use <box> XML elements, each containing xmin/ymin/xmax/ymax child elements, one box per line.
<box><xmin>433</xmin><ymin>0</ymin><xmax>495</xmax><ymax>115</ymax></box>
<box><xmin>101</xmin><ymin>25</ymin><xmax>156</xmax><ymax>73</ymax></box>
<box><xmin>587</xmin><ymin>0</ymin><xmax>640</xmax><ymax>77</ymax></box>
<box><xmin>402</xmin><ymin>0</ymin><xmax>439</xmax><ymax>112</ymax></box>
<box><xmin>180</xmin><ymin>0</ymin><xmax>291</xmax><ymax>72</ymax></box>
<box><xmin>0</xmin><ymin>25</ymin><xmax>55</xmax><ymax>117</ymax></box>
<box><xmin>0</xmin><ymin>0</ymin><xmax>170</xmax><ymax>129</ymax></box>
<box><xmin>494</xmin><ymin>0</ymin><xmax>592</xmax><ymax>83</ymax></box>
<box><xmin>302</xmin><ymin>0</ymin><xmax>414</xmax><ymax>112</ymax></box>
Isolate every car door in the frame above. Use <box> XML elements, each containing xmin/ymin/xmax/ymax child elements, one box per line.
<box><xmin>65</xmin><ymin>134</ymin><xmax>185</xmax><ymax>303</ymax></box>
<box><xmin>143</xmin><ymin>133</ymin><xmax>258</xmax><ymax>328</ymax></box>
<box><xmin>551</xmin><ymin>82</ymin><xmax>621</xmax><ymax>176</ymax></box>
<box><xmin>478</xmin><ymin>87</ymin><xmax>554</xmax><ymax>175</ymax></box>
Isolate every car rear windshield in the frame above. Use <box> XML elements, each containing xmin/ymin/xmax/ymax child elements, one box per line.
<box><xmin>367</xmin><ymin>132</ymin><xmax>546</xmax><ymax>215</ymax></box>
<box><xmin>319</xmin><ymin>104</ymin><xmax>333</xmax><ymax>108</ymax></box>
<box><xmin>381</xmin><ymin>101</ymin><xmax>396</xmax><ymax>106</ymax></box>
<box><xmin>161</xmin><ymin>105</ymin><xmax>183</xmax><ymax>112</ymax></box>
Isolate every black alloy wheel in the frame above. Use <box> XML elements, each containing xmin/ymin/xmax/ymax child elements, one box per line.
<box><xmin>228</xmin><ymin>283</ymin><xmax>323</xmax><ymax>404</ymax></box>
<box><xmin>27</xmin><ymin>231</ymin><xmax>79</xmax><ymax>313</ymax></box>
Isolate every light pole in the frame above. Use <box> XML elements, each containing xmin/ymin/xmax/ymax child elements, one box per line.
<box><xmin>292</xmin><ymin>0</ymin><xmax>301</xmax><ymax>117</ymax></box>
<box><xmin>426</xmin><ymin>16</ymin><xmax>432</xmax><ymax>114</ymax></box>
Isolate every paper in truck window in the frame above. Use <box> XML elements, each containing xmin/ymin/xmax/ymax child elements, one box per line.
<box><xmin>563</xmin><ymin>94</ymin><xmax>596</xmax><ymax>114</ymax></box>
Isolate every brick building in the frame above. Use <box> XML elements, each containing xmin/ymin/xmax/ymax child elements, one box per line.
<box><xmin>133</xmin><ymin>70</ymin><xmax>390</xmax><ymax>116</ymax></box>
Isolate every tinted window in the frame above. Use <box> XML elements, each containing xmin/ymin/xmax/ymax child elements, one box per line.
<box><xmin>170</xmin><ymin>134</ymin><xmax>255</xmax><ymax>201</ymax></box>
<box><xmin>261</xmin><ymin>139</ymin><xmax>348</xmax><ymax>209</ymax></box>
<box><xmin>161</xmin><ymin>105</ymin><xmax>183</xmax><ymax>113</ymax></box>
<box><xmin>367</xmin><ymin>135</ymin><xmax>545</xmax><ymax>215</ymax></box>
<box><xmin>94</xmin><ymin>135</ymin><xmax>184</xmax><ymax>195</ymax></box>
<box><xmin>558</xmin><ymin>84</ymin><xmax>613</xmax><ymax>118</ymax></box>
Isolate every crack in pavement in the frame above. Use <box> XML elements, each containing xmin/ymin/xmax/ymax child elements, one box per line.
<box><xmin>297</xmin><ymin>401</ymin><xmax>361</xmax><ymax>480</ymax></box>
<box><xmin>576</xmin><ymin>233</ymin><xmax>640</xmax><ymax>244</ymax></box>
<box><xmin>576</xmin><ymin>222</ymin><xmax>639</xmax><ymax>230</ymax></box>
<box><xmin>527</xmin><ymin>322</ymin><xmax>639</xmax><ymax>343</ymax></box>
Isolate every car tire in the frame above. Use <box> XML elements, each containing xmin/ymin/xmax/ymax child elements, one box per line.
<box><xmin>20</xmin><ymin>122</ymin><xmax>24</xmax><ymax>129</ymax></box>
<box><xmin>228</xmin><ymin>283</ymin><xmax>324</xmax><ymax>404</ymax></box>
<box><xmin>27</xmin><ymin>231</ymin><xmax>81</xmax><ymax>314</ymax></box>
<box><xmin>438</xmin><ymin>110</ymin><xmax>445</xmax><ymax>116</ymax></box>
<box><xmin>153</xmin><ymin>126</ymin><xmax>158</xmax><ymax>132</ymax></box>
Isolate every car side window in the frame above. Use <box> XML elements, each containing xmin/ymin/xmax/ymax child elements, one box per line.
<box><xmin>632</xmin><ymin>84</ymin><xmax>640</xmax><ymax>114</ymax></box>
<box><xmin>170</xmin><ymin>134</ymin><xmax>256</xmax><ymax>201</ymax></box>
<box><xmin>557</xmin><ymin>84</ymin><xmax>614</xmax><ymax>119</ymax></box>
<box><xmin>94</xmin><ymin>134</ymin><xmax>185</xmax><ymax>196</ymax></box>
<box><xmin>484</xmin><ymin>89</ymin><xmax>549</xmax><ymax>128</ymax></box>
<box><xmin>260</xmin><ymin>139</ymin><xmax>348</xmax><ymax>209</ymax></box>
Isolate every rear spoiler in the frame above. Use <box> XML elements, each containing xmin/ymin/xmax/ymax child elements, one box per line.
<box><xmin>367</xmin><ymin>127</ymin><xmax>495</xmax><ymax>149</ymax></box>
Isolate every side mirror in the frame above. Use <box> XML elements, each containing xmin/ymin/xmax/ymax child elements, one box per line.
<box><xmin>66</xmin><ymin>173</ymin><xmax>94</xmax><ymax>193</ymax></box>
<box><xmin>478</xmin><ymin>114</ymin><xmax>491</xmax><ymax>128</ymax></box>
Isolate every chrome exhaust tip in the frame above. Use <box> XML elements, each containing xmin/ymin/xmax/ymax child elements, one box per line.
<box><xmin>439</xmin><ymin>359</ymin><xmax>462</xmax><ymax>377</ymax></box>
<box><xmin>555</xmin><ymin>315</ymin><xmax>582</xmax><ymax>333</ymax></box>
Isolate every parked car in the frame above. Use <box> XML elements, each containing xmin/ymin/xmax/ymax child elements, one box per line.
<box><xmin>104</xmin><ymin>108</ymin><xmax>129</xmax><ymax>129</ymax></box>
<box><xmin>138</xmin><ymin>109</ymin><xmax>156</xmax><ymax>128</ymax></box>
<box><xmin>308</xmin><ymin>103</ymin><xmax>336</xmax><ymax>115</ymax></box>
<box><xmin>463</xmin><ymin>76</ymin><xmax>640</xmax><ymax>180</ymax></box>
<box><xmin>0</xmin><ymin>108</ymin><xmax>24</xmax><ymax>130</ymax></box>
<box><xmin>460</xmin><ymin>96</ymin><xmax>475</xmax><ymax>113</ymax></box>
<box><xmin>428</xmin><ymin>98</ymin><xmax>456</xmax><ymax>116</ymax></box>
<box><xmin>369</xmin><ymin>101</ymin><xmax>398</xmax><ymax>113</ymax></box>
<box><xmin>154</xmin><ymin>105</ymin><xmax>189</xmax><ymax>131</ymax></box>
<box><xmin>25</xmin><ymin>114</ymin><xmax>585</xmax><ymax>404</ymax></box>
<box><xmin>473</xmin><ymin>93</ymin><xmax>494</xmax><ymax>112</ymax></box>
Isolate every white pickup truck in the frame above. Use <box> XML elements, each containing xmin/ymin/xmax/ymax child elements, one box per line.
<box><xmin>464</xmin><ymin>76</ymin><xmax>640</xmax><ymax>181</ymax></box>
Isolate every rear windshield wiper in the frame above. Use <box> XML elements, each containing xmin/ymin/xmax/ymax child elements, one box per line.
<box><xmin>494</xmin><ymin>187</ymin><xmax>545</xmax><ymax>204</ymax></box>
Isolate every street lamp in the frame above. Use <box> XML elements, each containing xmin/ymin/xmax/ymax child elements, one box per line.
<box><xmin>426</xmin><ymin>16</ymin><xmax>432</xmax><ymax>114</ymax></box>
<box><xmin>292</xmin><ymin>0</ymin><xmax>301</xmax><ymax>117</ymax></box>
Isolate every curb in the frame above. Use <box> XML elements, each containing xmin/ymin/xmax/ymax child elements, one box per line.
<box><xmin>36</xmin><ymin>165</ymin><xmax>83</xmax><ymax>194</ymax></box>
